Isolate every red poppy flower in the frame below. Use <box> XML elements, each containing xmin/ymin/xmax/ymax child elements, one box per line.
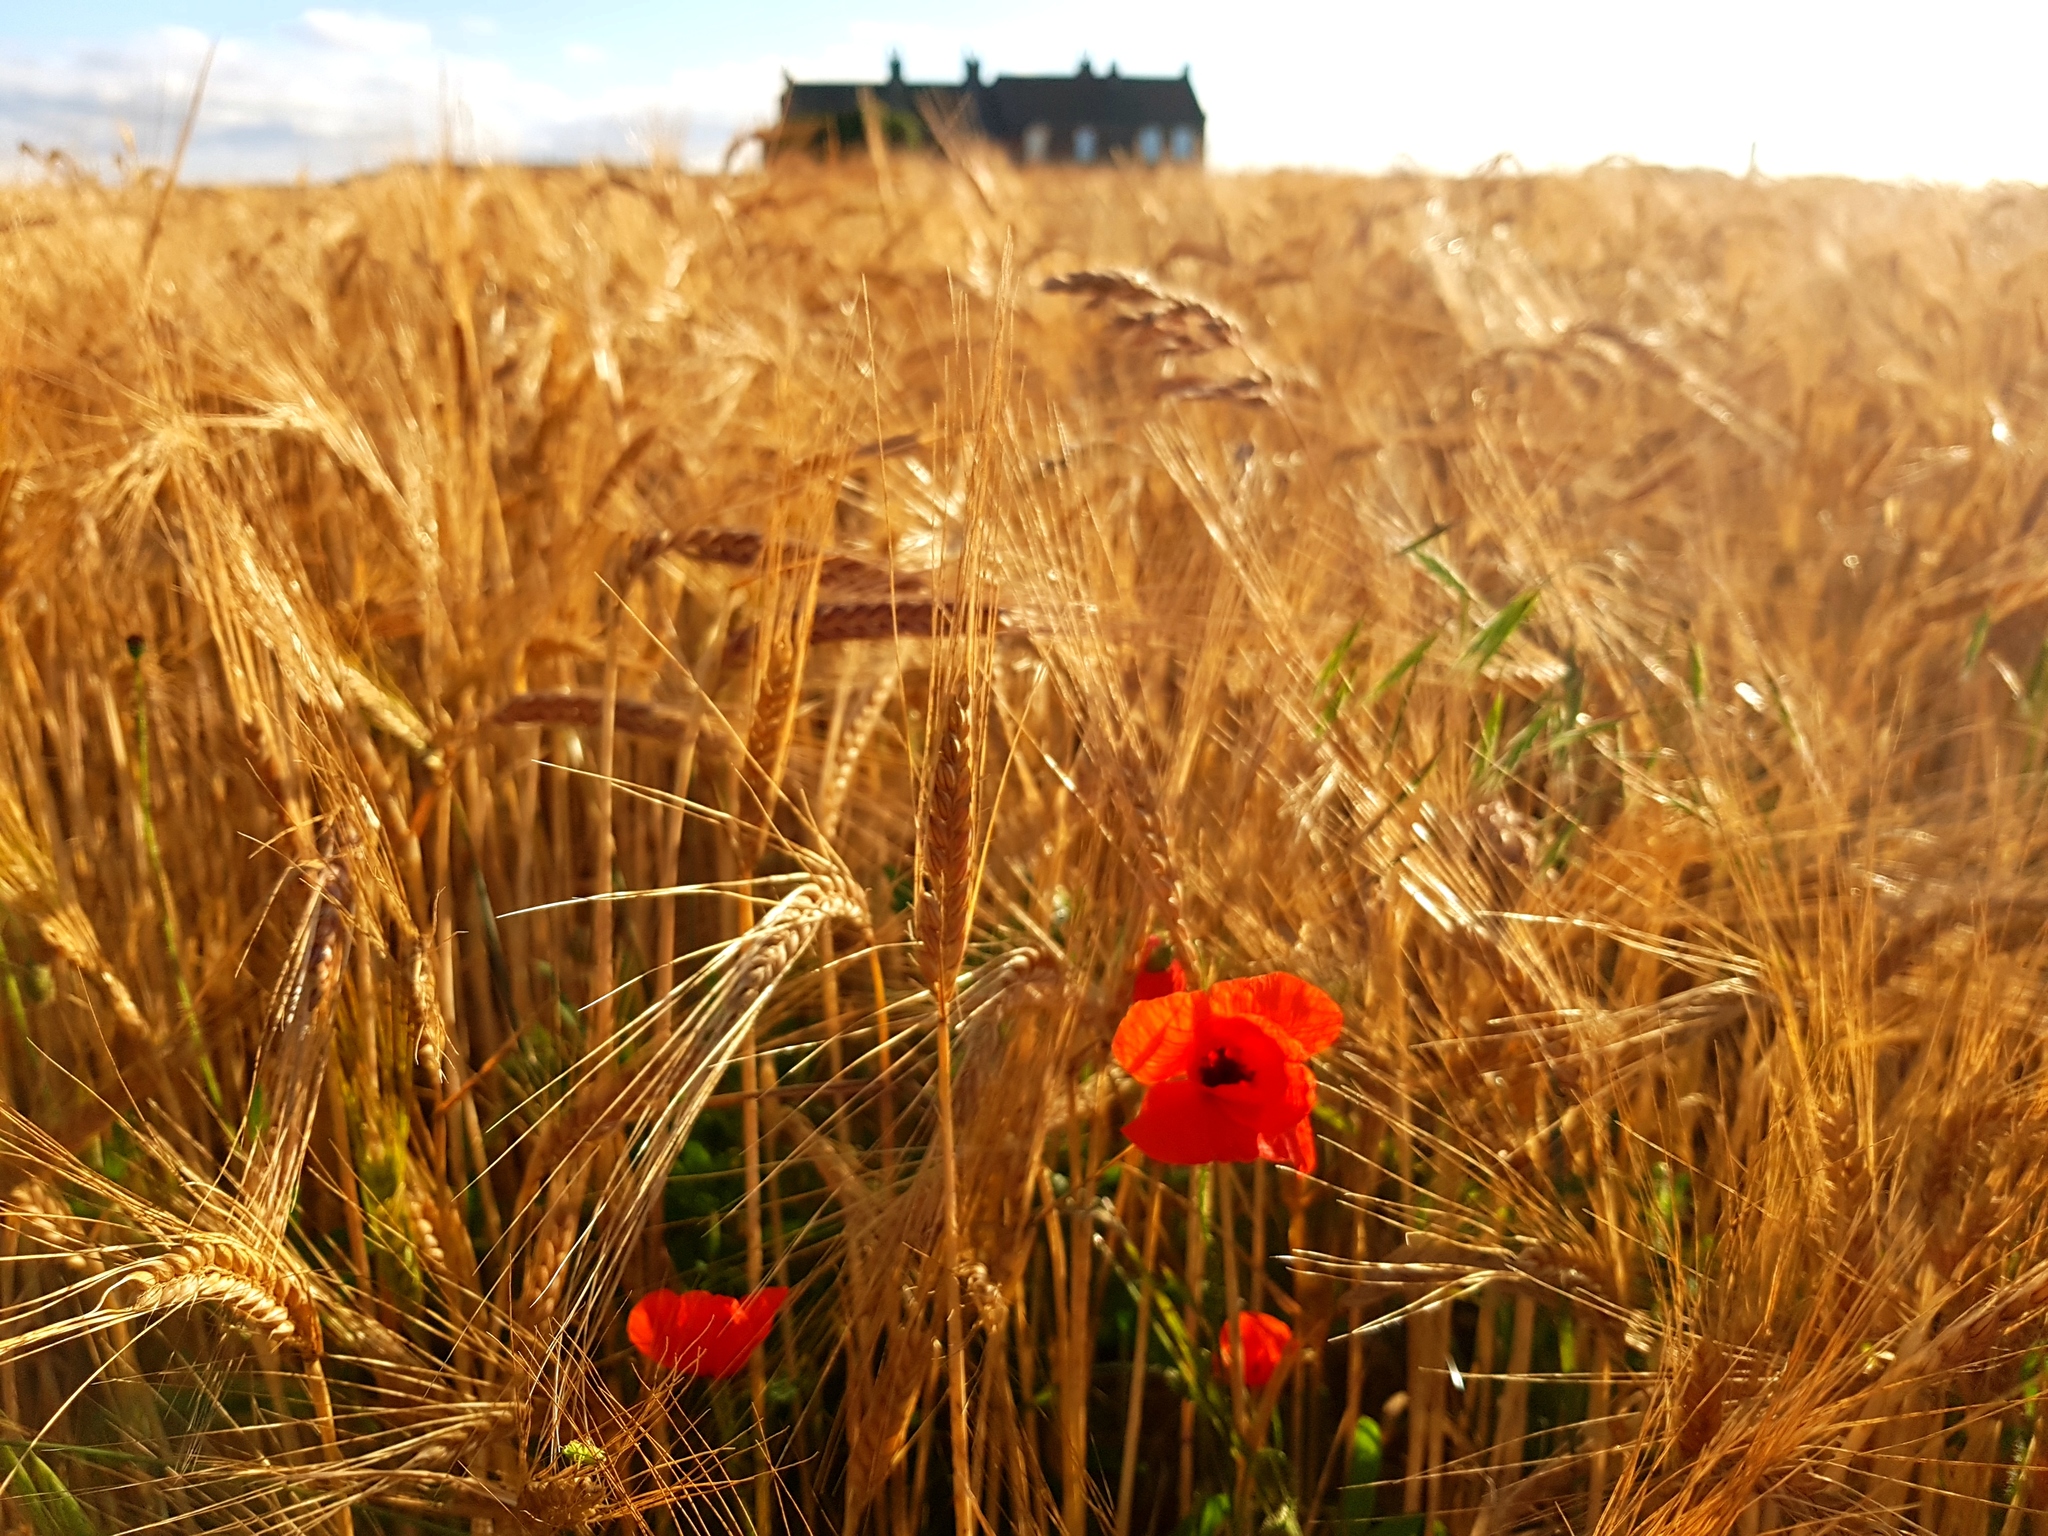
<box><xmin>1216</xmin><ymin>1311</ymin><xmax>1293</xmax><ymax>1392</ymax></box>
<box><xmin>1130</xmin><ymin>935</ymin><xmax>1189</xmax><ymax>1005</ymax></box>
<box><xmin>1115</xmin><ymin>973</ymin><xmax>1341</xmax><ymax>1173</ymax></box>
<box><xmin>628</xmin><ymin>1288</ymin><xmax>787</xmax><ymax>1379</ymax></box>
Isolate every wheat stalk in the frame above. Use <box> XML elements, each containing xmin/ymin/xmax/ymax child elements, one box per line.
<box><xmin>12</xmin><ymin>154</ymin><xmax>2048</xmax><ymax>1536</ymax></box>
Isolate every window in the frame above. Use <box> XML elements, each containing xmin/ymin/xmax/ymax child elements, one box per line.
<box><xmin>1138</xmin><ymin>125</ymin><xmax>1164</xmax><ymax>165</ymax></box>
<box><xmin>1170</xmin><ymin>124</ymin><xmax>1197</xmax><ymax>162</ymax></box>
<box><xmin>1073</xmin><ymin>125</ymin><xmax>1098</xmax><ymax>163</ymax></box>
<box><xmin>1023</xmin><ymin>123</ymin><xmax>1051</xmax><ymax>164</ymax></box>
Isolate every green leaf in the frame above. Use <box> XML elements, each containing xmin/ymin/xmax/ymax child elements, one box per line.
<box><xmin>471</xmin><ymin>861</ymin><xmax>518</xmax><ymax>1026</ymax></box>
<box><xmin>1499</xmin><ymin>706</ymin><xmax>1555</xmax><ymax>776</ymax></box>
<box><xmin>1964</xmin><ymin>612</ymin><xmax>1991</xmax><ymax>676</ymax></box>
<box><xmin>1319</xmin><ymin>673</ymin><xmax>1357</xmax><ymax>732</ymax></box>
<box><xmin>1340</xmin><ymin>1416</ymin><xmax>1384</xmax><ymax>1530</ymax></box>
<box><xmin>1317</xmin><ymin>622</ymin><xmax>1362</xmax><ymax>696</ymax></box>
<box><xmin>1409</xmin><ymin>551</ymin><xmax>1472</xmax><ymax>605</ymax></box>
<box><xmin>1369</xmin><ymin>634</ymin><xmax>1438</xmax><ymax>705</ymax></box>
<box><xmin>1190</xmin><ymin>1493</ymin><xmax>1233</xmax><ymax>1536</ymax></box>
<box><xmin>1539</xmin><ymin>816</ymin><xmax>1581</xmax><ymax>872</ymax></box>
<box><xmin>1687</xmin><ymin>641</ymin><xmax>1708</xmax><ymax>703</ymax></box>
<box><xmin>1550</xmin><ymin>717</ymin><xmax>1621</xmax><ymax>752</ymax></box>
<box><xmin>244</xmin><ymin>1082</ymin><xmax>270</xmax><ymax>1144</ymax></box>
<box><xmin>1463</xmin><ymin>589</ymin><xmax>1540</xmax><ymax>671</ymax></box>
<box><xmin>1473</xmin><ymin>694</ymin><xmax>1506</xmax><ymax>785</ymax></box>
<box><xmin>1151</xmin><ymin>1286</ymin><xmax>1197</xmax><ymax>1370</ymax></box>
<box><xmin>0</xmin><ymin>1448</ymin><xmax>95</xmax><ymax>1536</ymax></box>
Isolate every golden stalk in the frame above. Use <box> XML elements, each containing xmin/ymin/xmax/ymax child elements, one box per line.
<box><xmin>1062</xmin><ymin>1078</ymin><xmax>1091</xmax><ymax>1536</ymax></box>
<box><xmin>8</xmin><ymin>153</ymin><xmax>2048</xmax><ymax>1536</ymax></box>
<box><xmin>1219</xmin><ymin>1162</ymin><xmax>1249</xmax><ymax>1527</ymax></box>
<box><xmin>592</xmin><ymin>598</ymin><xmax>621</xmax><ymax>1056</ymax></box>
<box><xmin>915</xmin><ymin>683</ymin><xmax>979</xmax><ymax>1536</ymax></box>
<box><xmin>1181</xmin><ymin>1166</ymin><xmax>1206</xmax><ymax>1522</ymax></box>
<box><xmin>1114</xmin><ymin>1176</ymin><xmax>1165</xmax><ymax>1536</ymax></box>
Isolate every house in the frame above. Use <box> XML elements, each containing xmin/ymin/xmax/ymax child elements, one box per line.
<box><xmin>772</xmin><ymin>54</ymin><xmax>1205</xmax><ymax>167</ymax></box>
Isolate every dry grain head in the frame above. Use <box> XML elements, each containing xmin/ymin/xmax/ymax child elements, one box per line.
<box><xmin>111</xmin><ymin>1232</ymin><xmax>323</xmax><ymax>1358</ymax></box>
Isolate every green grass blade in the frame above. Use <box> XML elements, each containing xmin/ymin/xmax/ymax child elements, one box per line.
<box><xmin>1964</xmin><ymin>612</ymin><xmax>1990</xmax><ymax>676</ymax></box>
<box><xmin>1463</xmin><ymin>588</ymin><xmax>1540</xmax><ymax>671</ymax></box>
<box><xmin>1409</xmin><ymin>551</ymin><xmax>1472</xmax><ymax>605</ymax></box>
<box><xmin>1394</xmin><ymin>523</ymin><xmax>1451</xmax><ymax>557</ymax></box>
<box><xmin>0</xmin><ymin>1447</ymin><xmax>95</xmax><ymax>1536</ymax></box>
<box><xmin>1473</xmin><ymin>693</ymin><xmax>1506</xmax><ymax>784</ymax></box>
<box><xmin>1369</xmin><ymin>634</ymin><xmax>1438</xmax><ymax>705</ymax></box>
<box><xmin>1317</xmin><ymin>622</ymin><xmax>1362</xmax><ymax>695</ymax></box>
<box><xmin>1340</xmin><ymin>1415</ymin><xmax>1383</xmax><ymax>1530</ymax></box>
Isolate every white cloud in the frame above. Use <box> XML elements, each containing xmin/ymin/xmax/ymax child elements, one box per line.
<box><xmin>299</xmin><ymin>10</ymin><xmax>433</xmax><ymax>55</ymax></box>
<box><xmin>0</xmin><ymin>13</ymin><xmax>760</xmax><ymax>181</ymax></box>
<box><xmin>564</xmin><ymin>43</ymin><xmax>607</xmax><ymax>67</ymax></box>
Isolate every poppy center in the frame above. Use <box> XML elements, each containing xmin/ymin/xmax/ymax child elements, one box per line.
<box><xmin>1196</xmin><ymin>1047</ymin><xmax>1255</xmax><ymax>1088</ymax></box>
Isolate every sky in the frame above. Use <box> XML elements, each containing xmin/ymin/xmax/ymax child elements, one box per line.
<box><xmin>4</xmin><ymin>2</ymin><xmax>2047</xmax><ymax>186</ymax></box>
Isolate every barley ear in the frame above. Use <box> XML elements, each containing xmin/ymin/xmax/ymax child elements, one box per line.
<box><xmin>114</xmin><ymin>1234</ymin><xmax>323</xmax><ymax>1359</ymax></box>
<box><xmin>913</xmin><ymin>687</ymin><xmax>979</xmax><ymax>1008</ymax></box>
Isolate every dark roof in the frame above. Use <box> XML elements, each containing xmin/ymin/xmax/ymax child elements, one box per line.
<box><xmin>779</xmin><ymin>59</ymin><xmax>1202</xmax><ymax>139</ymax></box>
<box><xmin>983</xmin><ymin>70</ymin><xmax>1202</xmax><ymax>134</ymax></box>
<box><xmin>780</xmin><ymin>81</ymin><xmax>974</xmax><ymax>121</ymax></box>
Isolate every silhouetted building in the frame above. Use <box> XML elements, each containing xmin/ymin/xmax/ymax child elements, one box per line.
<box><xmin>773</xmin><ymin>54</ymin><xmax>1205</xmax><ymax>167</ymax></box>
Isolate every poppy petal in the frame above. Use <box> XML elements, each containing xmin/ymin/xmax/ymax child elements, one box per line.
<box><xmin>1207</xmin><ymin>973</ymin><xmax>1343</xmax><ymax>1056</ymax></box>
<box><xmin>1256</xmin><ymin>1113</ymin><xmax>1317</xmax><ymax>1174</ymax></box>
<box><xmin>699</xmin><ymin>1298</ymin><xmax>751</xmax><ymax>1379</ymax></box>
<box><xmin>1131</xmin><ymin>937</ymin><xmax>1189</xmax><ymax>1005</ymax></box>
<box><xmin>629</xmin><ymin>1289</ymin><xmax>783</xmax><ymax>1378</ymax></box>
<box><xmin>736</xmin><ymin>1286</ymin><xmax>791</xmax><ymax>1337</ymax></box>
<box><xmin>1113</xmin><ymin>991</ymin><xmax>1199</xmax><ymax>1083</ymax></box>
<box><xmin>711</xmin><ymin>1288</ymin><xmax>789</xmax><ymax>1380</ymax></box>
<box><xmin>628</xmin><ymin>1290</ymin><xmax>682</xmax><ymax>1362</ymax></box>
<box><xmin>1216</xmin><ymin>1311</ymin><xmax>1294</xmax><ymax>1392</ymax></box>
<box><xmin>1194</xmin><ymin>1014</ymin><xmax>1315</xmax><ymax>1135</ymax></box>
<box><xmin>667</xmin><ymin>1291</ymin><xmax>734</xmax><ymax>1374</ymax></box>
<box><xmin>1123</xmin><ymin>1080</ymin><xmax>1262</xmax><ymax>1165</ymax></box>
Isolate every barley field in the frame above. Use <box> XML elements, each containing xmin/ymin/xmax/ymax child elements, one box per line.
<box><xmin>2</xmin><ymin>144</ymin><xmax>2047</xmax><ymax>1536</ymax></box>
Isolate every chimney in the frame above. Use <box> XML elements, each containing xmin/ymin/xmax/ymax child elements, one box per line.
<box><xmin>963</xmin><ymin>54</ymin><xmax>982</xmax><ymax>86</ymax></box>
<box><xmin>888</xmin><ymin>51</ymin><xmax>904</xmax><ymax>84</ymax></box>
<box><xmin>1077</xmin><ymin>55</ymin><xmax>1093</xmax><ymax>78</ymax></box>
<box><xmin>1108</xmin><ymin>61</ymin><xmax>1119</xmax><ymax>78</ymax></box>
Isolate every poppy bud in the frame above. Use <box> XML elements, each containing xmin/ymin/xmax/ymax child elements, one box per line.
<box><xmin>1217</xmin><ymin>1311</ymin><xmax>1293</xmax><ymax>1391</ymax></box>
<box><xmin>1130</xmin><ymin>935</ymin><xmax>1188</xmax><ymax>1005</ymax></box>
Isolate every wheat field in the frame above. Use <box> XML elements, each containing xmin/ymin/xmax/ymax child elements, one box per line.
<box><xmin>2</xmin><ymin>143</ymin><xmax>2047</xmax><ymax>1536</ymax></box>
